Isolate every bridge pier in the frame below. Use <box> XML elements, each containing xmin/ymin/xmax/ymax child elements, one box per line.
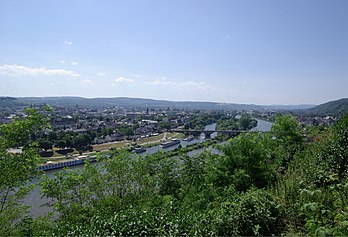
<box><xmin>203</xmin><ymin>131</ymin><xmax>215</xmax><ymax>139</ymax></box>
<box><xmin>171</xmin><ymin>129</ymin><xmax>249</xmax><ymax>139</ymax></box>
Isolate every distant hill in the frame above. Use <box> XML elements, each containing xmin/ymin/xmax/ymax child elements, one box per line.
<box><xmin>309</xmin><ymin>98</ymin><xmax>348</xmax><ymax>116</ymax></box>
<box><xmin>2</xmin><ymin>96</ymin><xmax>346</xmax><ymax>115</ymax></box>
<box><xmin>18</xmin><ymin>97</ymin><xmax>267</xmax><ymax>111</ymax></box>
<box><xmin>0</xmin><ymin>97</ymin><xmax>28</xmax><ymax>108</ymax></box>
<box><xmin>5</xmin><ymin>96</ymin><xmax>317</xmax><ymax>112</ymax></box>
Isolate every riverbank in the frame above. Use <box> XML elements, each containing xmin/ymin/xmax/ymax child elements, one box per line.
<box><xmin>39</xmin><ymin>119</ymin><xmax>273</xmax><ymax>170</ymax></box>
<box><xmin>26</xmin><ymin>119</ymin><xmax>274</xmax><ymax>218</ymax></box>
<box><xmin>41</xmin><ymin>132</ymin><xmax>183</xmax><ymax>165</ymax></box>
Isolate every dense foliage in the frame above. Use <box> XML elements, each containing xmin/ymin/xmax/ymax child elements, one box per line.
<box><xmin>1</xmin><ymin>110</ymin><xmax>348</xmax><ymax>236</ymax></box>
<box><xmin>183</xmin><ymin>112</ymin><xmax>223</xmax><ymax>130</ymax></box>
<box><xmin>0</xmin><ymin>107</ymin><xmax>50</xmax><ymax>235</ymax></box>
<box><xmin>216</xmin><ymin>113</ymin><xmax>257</xmax><ymax>131</ymax></box>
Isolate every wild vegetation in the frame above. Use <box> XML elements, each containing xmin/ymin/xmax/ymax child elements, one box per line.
<box><xmin>216</xmin><ymin>113</ymin><xmax>257</xmax><ymax>130</ymax></box>
<box><xmin>309</xmin><ymin>98</ymin><xmax>348</xmax><ymax>116</ymax></box>
<box><xmin>0</xmin><ymin>107</ymin><xmax>51</xmax><ymax>235</ymax></box>
<box><xmin>1</xmin><ymin>107</ymin><xmax>348</xmax><ymax>236</ymax></box>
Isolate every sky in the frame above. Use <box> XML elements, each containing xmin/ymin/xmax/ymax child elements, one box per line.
<box><xmin>0</xmin><ymin>0</ymin><xmax>347</xmax><ymax>105</ymax></box>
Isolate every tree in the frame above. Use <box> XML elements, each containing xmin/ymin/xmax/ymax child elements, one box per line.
<box><xmin>239</xmin><ymin>114</ymin><xmax>254</xmax><ymax>130</ymax></box>
<box><xmin>0</xmin><ymin>107</ymin><xmax>49</xmax><ymax>235</ymax></box>
<box><xmin>62</xmin><ymin>135</ymin><xmax>73</xmax><ymax>148</ymax></box>
<box><xmin>47</xmin><ymin>131</ymin><xmax>57</xmax><ymax>141</ymax></box>
<box><xmin>88</xmin><ymin>131</ymin><xmax>97</xmax><ymax>141</ymax></box>
<box><xmin>38</xmin><ymin>139</ymin><xmax>53</xmax><ymax>151</ymax></box>
<box><xmin>39</xmin><ymin>150</ymin><xmax>157</xmax><ymax>235</ymax></box>
<box><xmin>72</xmin><ymin>134</ymin><xmax>91</xmax><ymax>147</ymax></box>
<box><xmin>319</xmin><ymin>114</ymin><xmax>348</xmax><ymax>180</ymax></box>
<box><xmin>271</xmin><ymin>115</ymin><xmax>304</xmax><ymax>147</ymax></box>
<box><xmin>56</xmin><ymin>140</ymin><xmax>66</xmax><ymax>149</ymax></box>
<box><xmin>184</xmin><ymin>122</ymin><xmax>192</xmax><ymax>129</ymax></box>
<box><xmin>218</xmin><ymin>133</ymin><xmax>276</xmax><ymax>191</ymax></box>
<box><xmin>158</xmin><ymin>121</ymin><xmax>171</xmax><ymax>130</ymax></box>
<box><xmin>271</xmin><ymin>115</ymin><xmax>304</xmax><ymax>168</ymax></box>
<box><xmin>332</xmin><ymin>115</ymin><xmax>348</xmax><ymax>180</ymax></box>
<box><xmin>101</xmin><ymin>128</ymin><xmax>113</xmax><ymax>136</ymax></box>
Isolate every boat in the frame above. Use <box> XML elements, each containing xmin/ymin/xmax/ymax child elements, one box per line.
<box><xmin>39</xmin><ymin>156</ymin><xmax>97</xmax><ymax>171</ymax></box>
<box><xmin>160</xmin><ymin>139</ymin><xmax>181</xmax><ymax>148</ymax></box>
<box><xmin>133</xmin><ymin>147</ymin><xmax>146</xmax><ymax>153</ymax></box>
<box><xmin>183</xmin><ymin>135</ymin><xmax>194</xmax><ymax>141</ymax></box>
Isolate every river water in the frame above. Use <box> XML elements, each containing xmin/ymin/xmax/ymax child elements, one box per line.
<box><xmin>251</xmin><ymin>119</ymin><xmax>273</xmax><ymax>132</ymax></box>
<box><xmin>26</xmin><ymin>119</ymin><xmax>272</xmax><ymax>218</ymax></box>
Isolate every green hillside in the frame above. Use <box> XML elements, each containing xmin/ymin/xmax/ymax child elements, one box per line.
<box><xmin>310</xmin><ymin>98</ymin><xmax>348</xmax><ymax>116</ymax></box>
<box><xmin>15</xmin><ymin>96</ymin><xmax>314</xmax><ymax>111</ymax></box>
<box><xmin>17</xmin><ymin>96</ymin><xmax>265</xmax><ymax>110</ymax></box>
<box><xmin>0</xmin><ymin>97</ymin><xmax>28</xmax><ymax>108</ymax></box>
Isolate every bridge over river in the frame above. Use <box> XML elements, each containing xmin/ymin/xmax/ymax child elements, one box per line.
<box><xmin>170</xmin><ymin>129</ymin><xmax>263</xmax><ymax>139</ymax></box>
<box><xmin>171</xmin><ymin>119</ymin><xmax>272</xmax><ymax>138</ymax></box>
<box><xmin>26</xmin><ymin>119</ymin><xmax>273</xmax><ymax>218</ymax></box>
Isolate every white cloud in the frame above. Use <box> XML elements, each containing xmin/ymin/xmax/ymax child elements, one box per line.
<box><xmin>0</xmin><ymin>64</ymin><xmax>80</xmax><ymax>77</ymax></box>
<box><xmin>148</xmin><ymin>78</ymin><xmax>212</xmax><ymax>91</ymax></box>
<box><xmin>71</xmin><ymin>61</ymin><xmax>78</xmax><ymax>66</ymax></box>
<box><xmin>176</xmin><ymin>81</ymin><xmax>213</xmax><ymax>91</ymax></box>
<box><xmin>64</xmin><ymin>40</ymin><xmax>72</xmax><ymax>46</ymax></box>
<box><xmin>114</xmin><ymin>76</ymin><xmax>134</xmax><ymax>83</ymax></box>
<box><xmin>97</xmin><ymin>72</ymin><xmax>105</xmax><ymax>76</ymax></box>
<box><xmin>149</xmin><ymin>78</ymin><xmax>172</xmax><ymax>86</ymax></box>
<box><xmin>81</xmin><ymin>79</ymin><xmax>91</xmax><ymax>83</ymax></box>
<box><xmin>60</xmin><ymin>60</ymin><xmax>65</xmax><ymax>64</ymax></box>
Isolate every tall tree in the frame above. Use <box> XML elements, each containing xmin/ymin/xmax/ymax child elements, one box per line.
<box><xmin>0</xmin><ymin>107</ymin><xmax>50</xmax><ymax>235</ymax></box>
<box><xmin>271</xmin><ymin>115</ymin><xmax>304</xmax><ymax>168</ymax></box>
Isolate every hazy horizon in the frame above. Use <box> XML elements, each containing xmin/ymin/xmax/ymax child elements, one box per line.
<box><xmin>12</xmin><ymin>95</ymin><xmax>347</xmax><ymax>106</ymax></box>
<box><xmin>1</xmin><ymin>0</ymin><xmax>347</xmax><ymax>104</ymax></box>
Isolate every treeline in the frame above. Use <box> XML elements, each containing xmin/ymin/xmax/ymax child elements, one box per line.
<box><xmin>183</xmin><ymin>111</ymin><xmax>227</xmax><ymax>130</ymax></box>
<box><xmin>36</xmin><ymin>131</ymin><xmax>93</xmax><ymax>150</ymax></box>
<box><xmin>183</xmin><ymin>111</ymin><xmax>258</xmax><ymax>131</ymax></box>
<box><xmin>1</xmin><ymin>108</ymin><xmax>348</xmax><ymax>236</ymax></box>
<box><xmin>216</xmin><ymin>113</ymin><xmax>257</xmax><ymax>130</ymax></box>
<box><xmin>34</xmin><ymin>125</ymin><xmax>139</xmax><ymax>151</ymax></box>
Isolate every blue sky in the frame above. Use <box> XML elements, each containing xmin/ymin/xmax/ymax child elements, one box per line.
<box><xmin>0</xmin><ymin>0</ymin><xmax>347</xmax><ymax>104</ymax></box>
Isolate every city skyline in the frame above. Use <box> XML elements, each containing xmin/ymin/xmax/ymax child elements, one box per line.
<box><xmin>0</xmin><ymin>0</ymin><xmax>347</xmax><ymax>104</ymax></box>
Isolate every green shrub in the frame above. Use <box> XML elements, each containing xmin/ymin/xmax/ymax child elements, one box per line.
<box><xmin>209</xmin><ymin>188</ymin><xmax>284</xmax><ymax>236</ymax></box>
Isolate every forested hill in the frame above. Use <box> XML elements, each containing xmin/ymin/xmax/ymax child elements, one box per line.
<box><xmin>9</xmin><ymin>96</ymin><xmax>348</xmax><ymax>114</ymax></box>
<box><xmin>0</xmin><ymin>97</ymin><xmax>28</xmax><ymax>107</ymax></box>
<box><xmin>16</xmin><ymin>96</ymin><xmax>266</xmax><ymax>110</ymax></box>
<box><xmin>309</xmin><ymin>98</ymin><xmax>348</xmax><ymax>116</ymax></box>
<box><xmin>11</xmin><ymin>96</ymin><xmax>314</xmax><ymax>111</ymax></box>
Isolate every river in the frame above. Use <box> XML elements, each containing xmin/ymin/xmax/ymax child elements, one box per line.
<box><xmin>25</xmin><ymin>119</ymin><xmax>272</xmax><ymax>218</ymax></box>
<box><xmin>251</xmin><ymin>119</ymin><xmax>273</xmax><ymax>132</ymax></box>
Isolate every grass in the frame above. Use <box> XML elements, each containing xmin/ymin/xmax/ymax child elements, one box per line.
<box><xmin>137</xmin><ymin>132</ymin><xmax>183</xmax><ymax>146</ymax></box>
<box><xmin>93</xmin><ymin>140</ymin><xmax>130</xmax><ymax>151</ymax></box>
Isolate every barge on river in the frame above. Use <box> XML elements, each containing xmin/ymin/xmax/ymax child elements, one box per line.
<box><xmin>160</xmin><ymin>139</ymin><xmax>181</xmax><ymax>148</ymax></box>
<box><xmin>39</xmin><ymin>156</ymin><xmax>96</xmax><ymax>171</ymax></box>
<box><xmin>183</xmin><ymin>135</ymin><xmax>194</xmax><ymax>141</ymax></box>
<box><xmin>133</xmin><ymin>147</ymin><xmax>146</xmax><ymax>153</ymax></box>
